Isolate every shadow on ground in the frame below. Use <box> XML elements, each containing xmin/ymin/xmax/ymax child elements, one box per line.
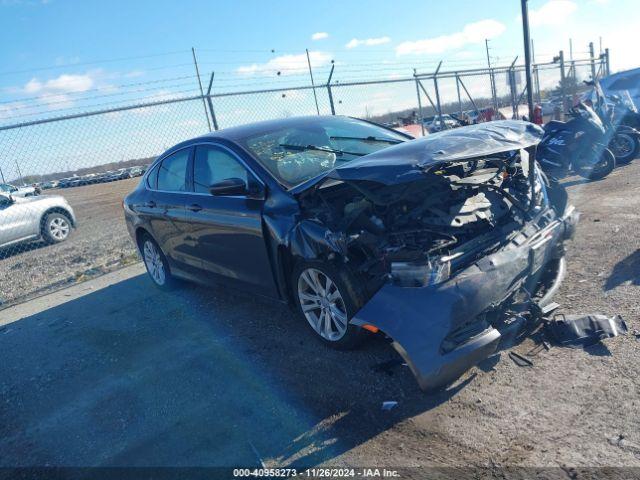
<box><xmin>605</xmin><ymin>249</ymin><xmax>640</xmax><ymax>291</ymax></box>
<box><xmin>0</xmin><ymin>275</ymin><xmax>471</xmax><ymax>468</ymax></box>
<box><xmin>0</xmin><ymin>240</ymin><xmax>49</xmax><ymax>260</ymax></box>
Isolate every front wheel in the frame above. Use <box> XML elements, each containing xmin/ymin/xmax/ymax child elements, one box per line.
<box><xmin>42</xmin><ymin>212</ymin><xmax>72</xmax><ymax>244</ymax></box>
<box><xmin>610</xmin><ymin>132</ymin><xmax>639</xmax><ymax>164</ymax></box>
<box><xmin>292</xmin><ymin>261</ymin><xmax>367</xmax><ymax>350</ymax></box>
<box><xmin>575</xmin><ymin>147</ymin><xmax>615</xmax><ymax>180</ymax></box>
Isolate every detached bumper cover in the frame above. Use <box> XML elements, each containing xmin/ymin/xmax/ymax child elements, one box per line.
<box><xmin>350</xmin><ymin>205</ymin><xmax>578</xmax><ymax>391</ymax></box>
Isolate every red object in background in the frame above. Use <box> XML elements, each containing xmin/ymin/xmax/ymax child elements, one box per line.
<box><xmin>532</xmin><ymin>104</ymin><xmax>543</xmax><ymax>125</ymax></box>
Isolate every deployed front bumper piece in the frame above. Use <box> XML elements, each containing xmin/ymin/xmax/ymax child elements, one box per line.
<box><xmin>350</xmin><ymin>205</ymin><xmax>579</xmax><ymax>391</ymax></box>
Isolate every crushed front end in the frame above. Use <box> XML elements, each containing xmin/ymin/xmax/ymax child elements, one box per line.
<box><xmin>292</xmin><ymin>121</ymin><xmax>579</xmax><ymax>391</ymax></box>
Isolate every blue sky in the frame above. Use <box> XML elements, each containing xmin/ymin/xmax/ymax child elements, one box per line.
<box><xmin>0</xmin><ymin>0</ymin><xmax>638</xmax><ymax>179</ymax></box>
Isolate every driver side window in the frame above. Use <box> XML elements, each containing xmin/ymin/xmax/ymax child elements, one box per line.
<box><xmin>193</xmin><ymin>145</ymin><xmax>248</xmax><ymax>194</ymax></box>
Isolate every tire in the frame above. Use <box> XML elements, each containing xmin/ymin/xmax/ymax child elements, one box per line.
<box><xmin>139</xmin><ymin>233</ymin><xmax>176</xmax><ymax>290</ymax></box>
<box><xmin>610</xmin><ymin>132</ymin><xmax>639</xmax><ymax>164</ymax></box>
<box><xmin>291</xmin><ymin>260</ymin><xmax>368</xmax><ymax>350</ymax></box>
<box><xmin>576</xmin><ymin>147</ymin><xmax>615</xmax><ymax>180</ymax></box>
<box><xmin>41</xmin><ymin>212</ymin><xmax>72</xmax><ymax>244</ymax></box>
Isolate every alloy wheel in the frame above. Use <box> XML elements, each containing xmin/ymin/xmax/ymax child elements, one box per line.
<box><xmin>297</xmin><ymin>268</ymin><xmax>348</xmax><ymax>341</ymax></box>
<box><xmin>49</xmin><ymin>216</ymin><xmax>70</xmax><ymax>240</ymax></box>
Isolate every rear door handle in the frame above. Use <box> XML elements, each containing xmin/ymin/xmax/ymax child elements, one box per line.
<box><xmin>145</xmin><ymin>201</ymin><xmax>156</xmax><ymax>208</ymax></box>
<box><xmin>187</xmin><ymin>204</ymin><xmax>202</xmax><ymax>212</ymax></box>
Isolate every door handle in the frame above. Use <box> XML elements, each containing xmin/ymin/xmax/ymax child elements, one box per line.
<box><xmin>187</xmin><ymin>204</ymin><xmax>202</xmax><ymax>212</ymax></box>
<box><xmin>145</xmin><ymin>201</ymin><xmax>156</xmax><ymax>208</ymax></box>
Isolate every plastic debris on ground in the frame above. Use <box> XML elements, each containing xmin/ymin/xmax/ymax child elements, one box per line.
<box><xmin>544</xmin><ymin>314</ymin><xmax>627</xmax><ymax>348</ymax></box>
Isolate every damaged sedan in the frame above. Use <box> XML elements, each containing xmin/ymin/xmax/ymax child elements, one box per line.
<box><xmin>123</xmin><ymin>116</ymin><xmax>578</xmax><ymax>391</ymax></box>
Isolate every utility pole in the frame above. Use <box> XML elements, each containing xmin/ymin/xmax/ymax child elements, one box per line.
<box><xmin>14</xmin><ymin>159</ymin><xmax>23</xmax><ymax>184</ymax></box>
<box><xmin>559</xmin><ymin>50</ymin><xmax>567</xmax><ymax>115</ymax></box>
<box><xmin>192</xmin><ymin>47</ymin><xmax>212</xmax><ymax>131</ymax></box>
<box><xmin>485</xmin><ymin>39</ymin><xmax>497</xmax><ymax>110</ymax></box>
<box><xmin>569</xmin><ymin>38</ymin><xmax>573</xmax><ymax>61</ymax></box>
<box><xmin>605</xmin><ymin>48</ymin><xmax>611</xmax><ymax>76</ymax></box>
<box><xmin>532</xmin><ymin>38</ymin><xmax>541</xmax><ymax>103</ymax></box>
<box><xmin>306</xmin><ymin>49</ymin><xmax>320</xmax><ymax>115</ymax></box>
<box><xmin>589</xmin><ymin>42</ymin><xmax>597</xmax><ymax>80</ymax></box>
<box><xmin>520</xmin><ymin>0</ymin><xmax>535</xmax><ymax>121</ymax></box>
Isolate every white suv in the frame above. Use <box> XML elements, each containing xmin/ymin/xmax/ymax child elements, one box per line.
<box><xmin>0</xmin><ymin>192</ymin><xmax>76</xmax><ymax>249</ymax></box>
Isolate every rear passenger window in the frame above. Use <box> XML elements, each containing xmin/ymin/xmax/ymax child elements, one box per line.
<box><xmin>157</xmin><ymin>149</ymin><xmax>189</xmax><ymax>192</ymax></box>
<box><xmin>146</xmin><ymin>162</ymin><xmax>160</xmax><ymax>190</ymax></box>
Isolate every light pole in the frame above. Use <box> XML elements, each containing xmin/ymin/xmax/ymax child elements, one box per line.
<box><xmin>520</xmin><ymin>0</ymin><xmax>535</xmax><ymax>120</ymax></box>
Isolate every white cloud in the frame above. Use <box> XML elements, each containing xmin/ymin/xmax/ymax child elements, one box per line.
<box><xmin>20</xmin><ymin>72</ymin><xmax>98</xmax><ymax>109</ymax></box>
<box><xmin>236</xmin><ymin>51</ymin><xmax>332</xmax><ymax>76</ymax></box>
<box><xmin>23</xmin><ymin>72</ymin><xmax>94</xmax><ymax>95</ymax></box>
<box><xmin>396</xmin><ymin>19</ymin><xmax>505</xmax><ymax>56</ymax></box>
<box><xmin>311</xmin><ymin>32</ymin><xmax>329</xmax><ymax>41</ymax></box>
<box><xmin>345</xmin><ymin>36</ymin><xmax>391</xmax><ymax>49</ymax></box>
<box><xmin>528</xmin><ymin>0</ymin><xmax>577</xmax><ymax>27</ymax></box>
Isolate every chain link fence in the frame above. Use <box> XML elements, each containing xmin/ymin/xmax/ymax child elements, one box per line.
<box><xmin>0</xmin><ymin>54</ymin><xmax>609</xmax><ymax>307</ymax></box>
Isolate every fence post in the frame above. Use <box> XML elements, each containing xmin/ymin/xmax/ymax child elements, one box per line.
<box><xmin>205</xmin><ymin>72</ymin><xmax>219</xmax><ymax>131</ymax></box>
<box><xmin>326</xmin><ymin>64</ymin><xmax>336</xmax><ymax>115</ymax></box>
<box><xmin>558</xmin><ymin>50</ymin><xmax>567</xmax><ymax>117</ymax></box>
<box><xmin>433</xmin><ymin>61</ymin><xmax>443</xmax><ymax>126</ymax></box>
<box><xmin>414</xmin><ymin>69</ymin><xmax>426</xmax><ymax>136</ymax></box>
<box><xmin>508</xmin><ymin>57</ymin><xmax>518</xmax><ymax>119</ymax></box>
<box><xmin>533</xmin><ymin>63</ymin><xmax>541</xmax><ymax>104</ymax></box>
<box><xmin>455</xmin><ymin>74</ymin><xmax>463</xmax><ymax>117</ymax></box>
<box><xmin>589</xmin><ymin>42</ymin><xmax>597</xmax><ymax>80</ymax></box>
<box><xmin>192</xmin><ymin>47</ymin><xmax>212</xmax><ymax>132</ymax></box>
<box><xmin>490</xmin><ymin>68</ymin><xmax>498</xmax><ymax>111</ymax></box>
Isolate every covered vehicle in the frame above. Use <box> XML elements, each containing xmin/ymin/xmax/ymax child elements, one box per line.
<box><xmin>123</xmin><ymin>116</ymin><xmax>578</xmax><ymax>391</ymax></box>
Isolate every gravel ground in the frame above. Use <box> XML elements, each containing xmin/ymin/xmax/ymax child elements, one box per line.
<box><xmin>0</xmin><ymin>178</ymin><xmax>140</xmax><ymax>306</ymax></box>
<box><xmin>0</xmin><ymin>161</ymin><xmax>639</xmax><ymax>476</ymax></box>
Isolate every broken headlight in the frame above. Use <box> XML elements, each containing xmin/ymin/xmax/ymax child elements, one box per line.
<box><xmin>391</xmin><ymin>258</ymin><xmax>451</xmax><ymax>287</ymax></box>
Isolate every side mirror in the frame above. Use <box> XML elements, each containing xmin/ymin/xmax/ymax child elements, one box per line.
<box><xmin>209</xmin><ymin>177</ymin><xmax>248</xmax><ymax>197</ymax></box>
<box><xmin>0</xmin><ymin>194</ymin><xmax>14</xmax><ymax>206</ymax></box>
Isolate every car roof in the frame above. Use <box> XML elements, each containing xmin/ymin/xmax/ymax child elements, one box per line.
<box><xmin>192</xmin><ymin>115</ymin><xmax>354</xmax><ymax>143</ymax></box>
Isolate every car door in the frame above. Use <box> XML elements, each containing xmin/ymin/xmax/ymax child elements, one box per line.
<box><xmin>186</xmin><ymin>143</ymin><xmax>278</xmax><ymax>297</ymax></box>
<box><xmin>146</xmin><ymin>147</ymin><xmax>195</xmax><ymax>273</ymax></box>
<box><xmin>0</xmin><ymin>195</ymin><xmax>38</xmax><ymax>247</ymax></box>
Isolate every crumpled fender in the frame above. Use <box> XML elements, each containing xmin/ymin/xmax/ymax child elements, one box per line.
<box><xmin>288</xmin><ymin>219</ymin><xmax>348</xmax><ymax>260</ymax></box>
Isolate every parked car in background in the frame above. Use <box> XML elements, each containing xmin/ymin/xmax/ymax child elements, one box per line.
<box><xmin>123</xmin><ymin>115</ymin><xmax>577</xmax><ymax>391</ymax></box>
<box><xmin>0</xmin><ymin>183</ymin><xmax>38</xmax><ymax>197</ymax></box>
<box><xmin>128</xmin><ymin>166</ymin><xmax>146</xmax><ymax>177</ymax></box>
<box><xmin>0</xmin><ymin>191</ymin><xmax>76</xmax><ymax>249</ymax></box>
<box><xmin>106</xmin><ymin>168</ymin><xmax>133</xmax><ymax>182</ymax></box>
<box><xmin>425</xmin><ymin>114</ymin><xmax>460</xmax><ymax>133</ymax></box>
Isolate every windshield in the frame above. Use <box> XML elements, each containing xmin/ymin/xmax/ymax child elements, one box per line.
<box><xmin>240</xmin><ymin>117</ymin><xmax>408</xmax><ymax>187</ymax></box>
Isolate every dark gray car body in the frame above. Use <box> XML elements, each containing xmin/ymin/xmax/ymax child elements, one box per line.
<box><xmin>124</xmin><ymin>117</ymin><xmax>578</xmax><ymax>391</ymax></box>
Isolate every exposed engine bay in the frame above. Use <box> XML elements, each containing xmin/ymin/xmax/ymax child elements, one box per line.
<box><xmin>297</xmin><ymin>149</ymin><xmax>546</xmax><ymax>291</ymax></box>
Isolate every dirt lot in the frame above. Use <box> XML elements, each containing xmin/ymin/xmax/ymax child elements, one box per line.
<box><xmin>0</xmin><ymin>178</ymin><xmax>140</xmax><ymax>306</ymax></box>
<box><xmin>0</xmin><ymin>160</ymin><xmax>639</xmax><ymax>476</ymax></box>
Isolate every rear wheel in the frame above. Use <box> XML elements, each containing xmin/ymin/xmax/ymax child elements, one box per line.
<box><xmin>610</xmin><ymin>132</ymin><xmax>639</xmax><ymax>164</ymax></box>
<box><xmin>42</xmin><ymin>212</ymin><xmax>71</xmax><ymax>244</ymax></box>
<box><xmin>292</xmin><ymin>261</ymin><xmax>367</xmax><ymax>350</ymax></box>
<box><xmin>140</xmin><ymin>234</ymin><xmax>176</xmax><ymax>290</ymax></box>
<box><xmin>576</xmin><ymin>147</ymin><xmax>615</xmax><ymax>180</ymax></box>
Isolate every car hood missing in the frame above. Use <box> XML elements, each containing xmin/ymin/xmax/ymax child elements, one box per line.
<box><xmin>293</xmin><ymin>120</ymin><xmax>544</xmax><ymax>191</ymax></box>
